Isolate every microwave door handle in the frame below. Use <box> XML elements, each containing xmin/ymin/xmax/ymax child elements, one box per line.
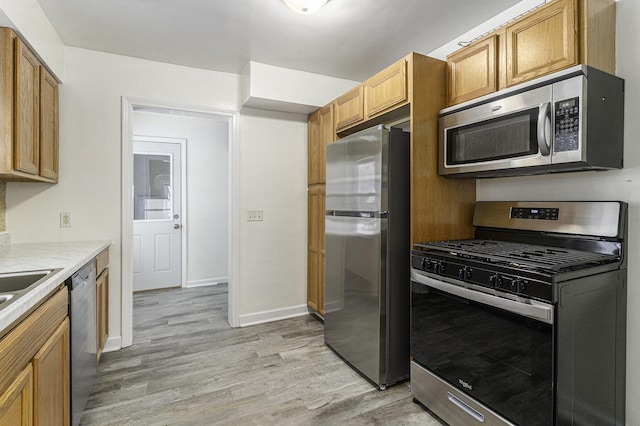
<box><xmin>537</xmin><ymin>102</ymin><xmax>552</xmax><ymax>156</ymax></box>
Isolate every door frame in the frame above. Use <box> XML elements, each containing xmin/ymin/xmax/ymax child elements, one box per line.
<box><xmin>121</xmin><ymin>97</ymin><xmax>240</xmax><ymax>348</ymax></box>
<box><xmin>132</xmin><ymin>136</ymin><xmax>187</xmax><ymax>291</ymax></box>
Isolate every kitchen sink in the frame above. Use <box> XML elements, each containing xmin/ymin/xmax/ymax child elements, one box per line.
<box><xmin>0</xmin><ymin>271</ymin><xmax>52</xmax><ymax>293</ymax></box>
<box><xmin>0</xmin><ymin>269</ymin><xmax>62</xmax><ymax>312</ymax></box>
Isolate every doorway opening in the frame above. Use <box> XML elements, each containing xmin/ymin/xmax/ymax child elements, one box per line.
<box><xmin>122</xmin><ymin>98</ymin><xmax>240</xmax><ymax>348</ymax></box>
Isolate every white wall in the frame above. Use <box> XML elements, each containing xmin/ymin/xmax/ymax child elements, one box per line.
<box><xmin>237</xmin><ymin>108</ymin><xmax>308</xmax><ymax>324</ymax></box>
<box><xmin>6</xmin><ymin>46</ymin><xmax>241</xmax><ymax>343</ymax></box>
<box><xmin>431</xmin><ymin>1</ymin><xmax>640</xmax><ymax>423</ymax></box>
<box><xmin>5</xmin><ymin>45</ymin><xmax>311</xmax><ymax>343</ymax></box>
<box><xmin>133</xmin><ymin>111</ymin><xmax>230</xmax><ymax>285</ymax></box>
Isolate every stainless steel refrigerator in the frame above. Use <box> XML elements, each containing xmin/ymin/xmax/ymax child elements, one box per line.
<box><xmin>324</xmin><ymin>124</ymin><xmax>410</xmax><ymax>390</ymax></box>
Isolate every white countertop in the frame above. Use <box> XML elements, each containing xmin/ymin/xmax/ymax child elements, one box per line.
<box><xmin>0</xmin><ymin>240</ymin><xmax>111</xmax><ymax>333</ymax></box>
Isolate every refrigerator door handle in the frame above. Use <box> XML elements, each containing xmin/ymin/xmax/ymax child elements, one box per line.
<box><xmin>325</xmin><ymin>211</ymin><xmax>388</xmax><ymax>218</ymax></box>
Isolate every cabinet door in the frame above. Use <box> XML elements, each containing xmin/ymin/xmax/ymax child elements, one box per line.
<box><xmin>307</xmin><ymin>111</ymin><xmax>321</xmax><ymax>185</ymax></box>
<box><xmin>14</xmin><ymin>37</ymin><xmax>40</xmax><ymax>175</ymax></box>
<box><xmin>0</xmin><ymin>364</ymin><xmax>33</xmax><ymax>426</ymax></box>
<box><xmin>447</xmin><ymin>35</ymin><xmax>498</xmax><ymax>106</ymax></box>
<box><xmin>334</xmin><ymin>86</ymin><xmax>364</xmax><ymax>132</ymax></box>
<box><xmin>307</xmin><ymin>185</ymin><xmax>326</xmax><ymax>315</ymax></box>
<box><xmin>39</xmin><ymin>67</ymin><xmax>58</xmax><ymax>181</ymax></box>
<box><xmin>32</xmin><ymin>318</ymin><xmax>69</xmax><ymax>426</ymax></box>
<box><xmin>318</xmin><ymin>186</ymin><xmax>325</xmax><ymax>316</ymax></box>
<box><xmin>97</xmin><ymin>270</ymin><xmax>109</xmax><ymax>363</ymax></box>
<box><xmin>505</xmin><ymin>0</ymin><xmax>577</xmax><ymax>87</ymax></box>
<box><xmin>364</xmin><ymin>59</ymin><xmax>407</xmax><ymax>118</ymax></box>
<box><xmin>318</xmin><ymin>105</ymin><xmax>334</xmax><ymax>183</ymax></box>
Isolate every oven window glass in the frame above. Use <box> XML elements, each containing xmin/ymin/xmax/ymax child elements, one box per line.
<box><xmin>446</xmin><ymin>109</ymin><xmax>539</xmax><ymax>164</ymax></box>
<box><xmin>410</xmin><ymin>282</ymin><xmax>553</xmax><ymax>425</ymax></box>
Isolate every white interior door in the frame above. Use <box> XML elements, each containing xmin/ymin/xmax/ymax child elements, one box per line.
<box><xmin>133</xmin><ymin>140</ymin><xmax>183</xmax><ymax>291</ymax></box>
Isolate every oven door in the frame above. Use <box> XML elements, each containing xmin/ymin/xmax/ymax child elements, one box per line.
<box><xmin>410</xmin><ymin>270</ymin><xmax>554</xmax><ymax>426</ymax></box>
<box><xmin>439</xmin><ymin>84</ymin><xmax>553</xmax><ymax>177</ymax></box>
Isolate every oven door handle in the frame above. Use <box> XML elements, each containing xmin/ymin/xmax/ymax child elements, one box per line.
<box><xmin>411</xmin><ymin>270</ymin><xmax>554</xmax><ymax>324</ymax></box>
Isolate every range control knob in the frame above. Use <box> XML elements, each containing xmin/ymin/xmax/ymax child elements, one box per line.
<box><xmin>489</xmin><ymin>274</ymin><xmax>502</xmax><ymax>288</ymax></box>
<box><xmin>458</xmin><ymin>267</ymin><xmax>472</xmax><ymax>281</ymax></box>
<box><xmin>420</xmin><ymin>257</ymin><xmax>428</xmax><ymax>271</ymax></box>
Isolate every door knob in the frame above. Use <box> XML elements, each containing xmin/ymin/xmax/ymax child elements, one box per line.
<box><xmin>174</xmin><ymin>224</ymin><xmax>180</xmax><ymax>229</ymax></box>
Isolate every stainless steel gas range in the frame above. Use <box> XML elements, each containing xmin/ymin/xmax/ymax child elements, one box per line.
<box><xmin>410</xmin><ymin>201</ymin><xmax>627</xmax><ymax>426</ymax></box>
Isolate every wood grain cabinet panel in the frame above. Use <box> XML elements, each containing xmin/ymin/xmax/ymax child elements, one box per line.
<box><xmin>334</xmin><ymin>86</ymin><xmax>364</xmax><ymax>132</ymax></box>
<box><xmin>38</xmin><ymin>68</ymin><xmax>58</xmax><ymax>181</ymax></box>
<box><xmin>0</xmin><ymin>27</ymin><xmax>59</xmax><ymax>183</ymax></box>
<box><xmin>364</xmin><ymin>59</ymin><xmax>407</xmax><ymax>118</ymax></box>
<box><xmin>14</xmin><ymin>37</ymin><xmax>40</xmax><ymax>176</ymax></box>
<box><xmin>307</xmin><ymin>111</ymin><xmax>321</xmax><ymax>185</ymax></box>
<box><xmin>96</xmin><ymin>247</ymin><xmax>109</xmax><ymax>363</ymax></box>
<box><xmin>33</xmin><ymin>318</ymin><xmax>69</xmax><ymax>426</ymax></box>
<box><xmin>0</xmin><ymin>364</ymin><xmax>32</xmax><ymax>426</ymax></box>
<box><xmin>96</xmin><ymin>269</ymin><xmax>109</xmax><ymax>363</ymax></box>
<box><xmin>318</xmin><ymin>104</ymin><xmax>334</xmax><ymax>184</ymax></box>
<box><xmin>307</xmin><ymin>185</ymin><xmax>325</xmax><ymax>315</ymax></box>
<box><xmin>447</xmin><ymin>35</ymin><xmax>498</xmax><ymax>106</ymax></box>
<box><xmin>505</xmin><ymin>0</ymin><xmax>576</xmax><ymax>86</ymax></box>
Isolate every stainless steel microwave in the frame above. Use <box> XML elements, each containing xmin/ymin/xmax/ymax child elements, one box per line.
<box><xmin>439</xmin><ymin>65</ymin><xmax>625</xmax><ymax>178</ymax></box>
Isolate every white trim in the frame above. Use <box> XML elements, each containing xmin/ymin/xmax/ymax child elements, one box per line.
<box><xmin>186</xmin><ymin>277</ymin><xmax>228</xmax><ymax>287</ymax></box>
<box><xmin>102</xmin><ymin>336</ymin><xmax>122</xmax><ymax>353</ymax></box>
<box><xmin>121</xmin><ymin>96</ymin><xmax>240</xmax><ymax>348</ymax></box>
<box><xmin>133</xmin><ymin>136</ymin><xmax>188</xmax><ymax>289</ymax></box>
<box><xmin>238</xmin><ymin>304</ymin><xmax>310</xmax><ymax>327</ymax></box>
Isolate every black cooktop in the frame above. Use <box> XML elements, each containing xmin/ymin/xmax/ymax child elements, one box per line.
<box><xmin>414</xmin><ymin>239</ymin><xmax>619</xmax><ymax>272</ymax></box>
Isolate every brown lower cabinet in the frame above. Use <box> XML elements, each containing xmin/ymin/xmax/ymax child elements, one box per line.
<box><xmin>307</xmin><ymin>185</ymin><xmax>325</xmax><ymax>315</ymax></box>
<box><xmin>0</xmin><ymin>287</ymin><xmax>69</xmax><ymax>426</ymax></box>
<box><xmin>96</xmin><ymin>248</ymin><xmax>109</xmax><ymax>363</ymax></box>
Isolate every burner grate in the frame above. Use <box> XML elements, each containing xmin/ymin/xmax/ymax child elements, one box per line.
<box><xmin>415</xmin><ymin>239</ymin><xmax>618</xmax><ymax>271</ymax></box>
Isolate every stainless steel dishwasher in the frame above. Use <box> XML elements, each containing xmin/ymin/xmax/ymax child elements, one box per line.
<box><xmin>68</xmin><ymin>261</ymin><xmax>97</xmax><ymax>426</ymax></box>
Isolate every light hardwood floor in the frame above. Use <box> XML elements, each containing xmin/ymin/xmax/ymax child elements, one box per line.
<box><xmin>80</xmin><ymin>285</ymin><xmax>443</xmax><ymax>425</ymax></box>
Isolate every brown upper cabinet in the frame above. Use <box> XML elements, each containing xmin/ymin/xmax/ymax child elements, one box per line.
<box><xmin>364</xmin><ymin>58</ymin><xmax>408</xmax><ymax>118</ymax></box>
<box><xmin>446</xmin><ymin>0</ymin><xmax>616</xmax><ymax>106</ymax></box>
<box><xmin>447</xmin><ymin>35</ymin><xmax>498</xmax><ymax>106</ymax></box>
<box><xmin>0</xmin><ymin>28</ymin><xmax>59</xmax><ymax>183</ymax></box>
<box><xmin>334</xmin><ymin>86</ymin><xmax>364</xmax><ymax>131</ymax></box>
<box><xmin>334</xmin><ymin>57</ymin><xmax>408</xmax><ymax>133</ymax></box>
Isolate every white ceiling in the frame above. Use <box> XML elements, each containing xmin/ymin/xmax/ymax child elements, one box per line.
<box><xmin>35</xmin><ymin>0</ymin><xmax>522</xmax><ymax>82</ymax></box>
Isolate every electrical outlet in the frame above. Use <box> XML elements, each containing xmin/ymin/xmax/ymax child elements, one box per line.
<box><xmin>247</xmin><ymin>209</ymin><xmax>263</xmax><ymax>222</ymax></box>
<box><xmin>60</xmin><ymin>212</ymin><xmax>72</xmax><ymax>228</ymax></box>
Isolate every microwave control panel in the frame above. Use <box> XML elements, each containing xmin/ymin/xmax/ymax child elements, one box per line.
<box><xmin>554</xmin><ymin>97</ymin><xmax>580</xmax><ymax>152</ymax></box>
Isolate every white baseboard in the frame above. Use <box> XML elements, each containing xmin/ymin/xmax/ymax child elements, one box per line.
<box><xmin>238</xmin><ymin>304</ymin><xmax>310</xmax><ymax>327</ymax></box>
<box><xmin>103</xmin><ymin>335</ymin><xmax>122</xmax><ymax>352</ymax></box>
<box><xmin>186</xmin><ymin>277</ymin><xmax>228</xmax><ymax>288</ymax></box>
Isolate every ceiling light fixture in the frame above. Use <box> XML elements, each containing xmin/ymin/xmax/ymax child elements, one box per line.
<box><xmin>283</xmin><ymin>0</ymin><xmax>329</xmax><ymax>14</ymax></box>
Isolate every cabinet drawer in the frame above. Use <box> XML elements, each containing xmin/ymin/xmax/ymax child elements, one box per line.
<box><xmin>96</xmin><ymin>248</ymin><xmax>109</xmax><ymax>277</ymax></box>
